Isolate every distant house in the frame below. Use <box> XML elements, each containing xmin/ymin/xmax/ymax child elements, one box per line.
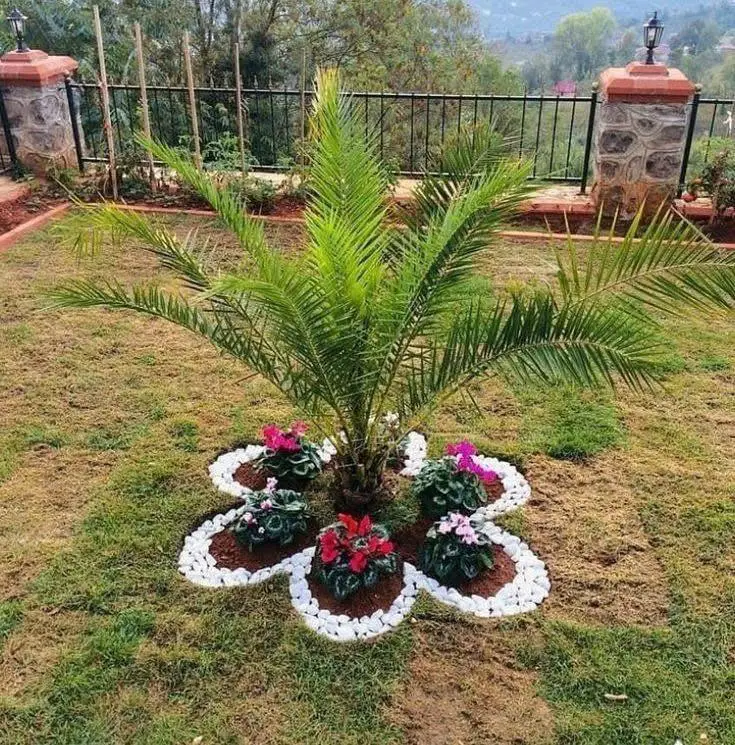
<box><xmin>552</xmin><ymin>80</ymin><xmax>577</xmax><ymax>97</ymax></box>
<box><xmin>719</xmin><ymin>38</ymin><xmax>735</xmax><ymax>57</ymax></box>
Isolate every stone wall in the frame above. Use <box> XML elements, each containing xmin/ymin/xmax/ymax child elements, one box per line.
<box><xmin>1</xmin><ymin>83</ymin><xmax>78</xmax><ymax>173</ymax></box>
<box><xmin>593</xmin><ymin>101</ymin><xmax>688</xmax><ymax>218</ymax></box>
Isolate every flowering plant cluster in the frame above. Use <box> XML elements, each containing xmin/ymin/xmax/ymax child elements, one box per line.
<box><xmin>231</xmin><ymin>478</ymin><xmax>310</xmax><ymax>550</ymax></box>
<box><xmin>411</xmin><ymin>441</ymin><xmax>499</xmax><ymax>519</ymax></box>
<box><xmin>257</xmin><ymin>421</ymin><xmax>323</xmax><ymax>484</ymax></box>
<box><xmin>419</xmin><ymin>512</ymin><xmax>495</xmax><ymax>587</ymax></box>
<box><xmin>314</xmin><ymin>514</ymin><xmax>399</xmax><ymax>601</ymax></box>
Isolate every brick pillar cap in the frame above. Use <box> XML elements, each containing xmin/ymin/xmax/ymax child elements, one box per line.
<box><xmin>599</xmin><ymin>64</ymin><xmax>695</xmax><ymax>104</ymax></box>
<box><xmin>0</xmin><ymin>49</ymin><xmax>78</xmax><ymax>86</ymax></box>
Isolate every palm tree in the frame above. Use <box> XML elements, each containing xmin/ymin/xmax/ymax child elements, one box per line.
<box><xmin>50</xmin><ymin>69</ymin><xmax>735</xmax><ymax>509</ymax></box>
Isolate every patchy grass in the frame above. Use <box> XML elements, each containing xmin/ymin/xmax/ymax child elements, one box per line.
<box><xmin>0</xmin><ymin>214</ymin><xmax>734</xmax><ymax>744</ymax></box>
<box><xmin>517</xmin><ymin>385</ymin><xmax>625</xmax><ymax>460</ymax></box>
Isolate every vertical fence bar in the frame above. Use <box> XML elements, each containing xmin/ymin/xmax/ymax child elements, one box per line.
<box><xmin>299</xmin><ymin>46</ymin><xmax>306</xmax><ymax>167</ymax></box>
<box><xmin>704</xmin><ymin>100</ymin><xmax>718</xmax><ymax>164</ymax></box>
<box><xmin>678</xmin><ymin>84</ymin><xmax>701</xmax><ymax>196</ymax></box>
<box><xmin>234</xmin><ymin>41</ymin><xmax>247</xmax><ymax>175</ymax></box>
<box><xmin>64</xmin><ymin>76</ymin><xmax>84</xmax><ymax>172</ymax></box>
<box><xmin>182</xmin><ymin>31</ymin><xmax>202</xmax><ymax>168</ymax></box>
<box><xmin>549</xmin><ymin>95</ymin><xmax>560</xmax><ymax>173</ymax></box>
<box><xmin>409</xmin><ymin>92</ymin><xmax>415</xmax><ymax>172</ymax></box>
<box><xmin>564</xmin><ymin>98</ymin><xmax>577</xmax><ymax>179</ymax></box>
<box><xmin>532</xmin><ymin>96</ymin><xmax>543</xmax><ymax>177</ymax></box>
<box><xmin>424</xmin><ymin>92</ymin><xmax>430</xmax><ymax>170</ymax></box>
<box><xmin>519</xmin><ymin>92</ymin><xmax>527</xmax><ymax>157</ymax></box>
<box><xmin>92</xmin><ymin>5</ymin><xmax>118</xmax><ymax>199</ymax></box>
<box><xmin>134</xmin><ymin>23</ymin><xmax>155</xmax><ymax>185</ymax></box>
<box><xmin>269</xmin><ymin>86</ymin><xmax>277</xmax><ymax>164</ymax></box>
<box><xmin>580</xmin><ymin>84</ymin><xmax>598</xmax><ymax>195</ymax></box>
<box><xmin>0</xmin><ymin>85</ymin><xmax>17</xmax><ymax>170</ymax></box>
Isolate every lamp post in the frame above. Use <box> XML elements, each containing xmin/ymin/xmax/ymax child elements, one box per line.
<box><xmin>643</xmin><ymin>11</ymin><xmax>664</xmax><ymax>65</ymax></box>
<box><xmin>7</xmin><ymin>8</ymin><xmax>28</xmax><ymax>53</ymax></box>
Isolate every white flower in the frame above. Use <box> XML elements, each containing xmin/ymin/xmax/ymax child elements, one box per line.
<box><xmin>265</xmin><ymin>477</ymin><xmax>278</xmax><ymax>494</ymax></box>
<box><xmin>258</xmin><ymin>527</ymin><xmax>265</xmax><ymax>534</ymax></box>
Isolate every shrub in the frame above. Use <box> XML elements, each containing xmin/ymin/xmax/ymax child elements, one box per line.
<box><xmin>257</xmin><ymin>421</ymin><xmax>323</xmax><ymax>483</ymax></box>
<box><xmin>314</xmin><ymin>514</ymin><xmax>398</xmax><ymax>601</ymax></box>
<box><xmin>411</xmin><ymin>440</ymin><xmax>499</xmax><ymax>518</ymax></box>
<box><xmin>419</xmin><ymin>512</ymin><xmax>494</xmax><ymax>587</ymax></box>
<box><xmin>688</xmin><ymin>147</ymin><xmax>735</xmax><ymax>219</ymax></box>
<box><xmin>231</xmin><ymin>479</ymin><xmax>310</xmax><ymax>550</ymax></box>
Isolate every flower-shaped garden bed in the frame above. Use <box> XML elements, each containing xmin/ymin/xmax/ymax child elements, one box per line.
<box><xmin>179</xmin><ymin>432</ymin><xmax>550</xmax><ymax>642</ymax></box>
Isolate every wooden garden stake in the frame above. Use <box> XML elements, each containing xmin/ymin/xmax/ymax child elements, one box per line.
<box><xmin>182</xmin><ymin>31</ymin><xmax>202</xmax><ymax>169</ymax></box>
<box><xmin>234</xmin><ymin>41</ymin><xmax>247</xmax><ymax>176</ymax></box>
<box><xmin>134</xmin><ymin>22</ymin><xmax>155</xmax><ymax>187</ymax></box>
<box><xmin>92</xmin><ymin>5</ymin><xmax>118</xmax><ymax>199</ymax></box>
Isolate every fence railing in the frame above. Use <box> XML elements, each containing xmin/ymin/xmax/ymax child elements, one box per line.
<box><xmin>680</xmin><ymin>92</ymin><xmax>735</xmax><ymax>190</ymax></box>
<box><xmin>67</xmin><ymin>80</ymin><xmax>599</xmax><ymax>188</ymax></box>
<box><xmin>64</xmin><ymin>78</ymin><xmax>735</xmax><ymax>192</ymax></box>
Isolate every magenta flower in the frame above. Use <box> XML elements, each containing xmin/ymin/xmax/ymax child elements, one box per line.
<box><xmin>445</xmin><ymin>440</ymin><xmax>477</xmax><ymax>458</ymax></box>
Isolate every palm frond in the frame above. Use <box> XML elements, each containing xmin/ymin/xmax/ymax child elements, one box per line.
<box><xmin>556</xmin><ymin>210</ymin><xmax>735</xmax><ymax>315</ymax></box>
<box><xmin>397</xmin><ymin>290</ymin><xmax>660</xmax><ymax>416</ymax></box>
<box><xmin>137</xmin><ymin>135</ymin><xmax>269</xmax><ymax>263</ymax></box>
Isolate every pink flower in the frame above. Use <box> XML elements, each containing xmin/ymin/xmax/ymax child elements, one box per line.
<box><xmin>290</xmin><ymin>420</ymin><xmax>308</xmax><ymax>437</ymax></box>
<box><xmin>264</xmin><ymin>477</ymin><xmax>278</xmax><ymax>494</ymax></box>
<box><xmin>445</xmin><ymin>440</ymin><xmax>478</xmax><ymax>458</ymax></box>
<box><xmin>260</xmin><ymin>498</ymin><xmax>273</xmax><ymax>511</ymax></box>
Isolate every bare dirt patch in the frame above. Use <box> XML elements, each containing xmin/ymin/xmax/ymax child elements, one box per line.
<box><xmin>390</xmin><ymin>627</ymin><xmax>554</xmax><ymax>745</ymax></box>
<box><xmin>522</xmin><ymin>453</ymin><xmax>669</xmax><ymax>627</ymax></box>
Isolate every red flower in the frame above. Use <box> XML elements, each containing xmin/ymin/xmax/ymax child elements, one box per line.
<box><xmin>368</xmin><ymin>535</ymin><xmax>394</xmax><ymax>556</ymax></box>
<box><xmin>319</xmin><ymin>529</ymin><xmax>341</xmax><ymax>564</ymax></box>
<box><xmin>338</xmin><ymin>513</ymin><xmax>360</xmax><ymax>537</ymax></box>
<box><xmin>348</xmin><ymin>550</ymin><xmax>369</xmax><ymax>573</ymax></box>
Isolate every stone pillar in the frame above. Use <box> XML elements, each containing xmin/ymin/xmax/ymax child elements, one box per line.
<box><xmin>592</xmin><ymin>63</ymin><xmax>696</xmax><ymax>219</ymax></box>
<box><xmin>0</xmin><ymin>49</ymin><xmax>80</xmax><ymax>174</ymax></box>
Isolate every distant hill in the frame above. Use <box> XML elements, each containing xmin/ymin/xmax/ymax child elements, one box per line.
<box><xmin>469</xmin><ymin>0</ymin><xmax>726</xmax><ymax>37</ymax></box>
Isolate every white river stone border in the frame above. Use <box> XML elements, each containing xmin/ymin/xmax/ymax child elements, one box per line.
<box><xmin>181</xmin><ymin>437</ymin><xmax>548</xmax><ymax>641</ymax></box>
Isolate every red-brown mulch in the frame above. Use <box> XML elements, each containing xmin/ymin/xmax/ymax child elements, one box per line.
<box><xmin>392</xmin><ymin>517</ymin><xmax>434</xmax><ymax>565</ymax></box>
<box><xmin>306</xmin><ymin>567</ymin><xmax>406</xmax><ymax>618</ymax></box>
<box><xmin>233</xmin><ymin>462</ymin><xmax>268</xmax><ymax>491</ymax></box>
<box><xmin>209</xmin><ymin>522</ymin><xmax>320</xmax><ymax>571</ymax></box>
<box><xmin>456</xmin><ymin>546</ymin><xmax>517</xmax><ymax>597</ymax></box>
<box><xmin>0</xmin><ymin>192</ymin><xmax>64</xmax><ymax>234</ymax></box>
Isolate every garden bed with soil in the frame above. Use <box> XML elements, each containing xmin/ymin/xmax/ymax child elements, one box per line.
<box><xmin>179</xmin><ymin>429</ymin><xmax>549</xmax><ymax>642</ymax></box>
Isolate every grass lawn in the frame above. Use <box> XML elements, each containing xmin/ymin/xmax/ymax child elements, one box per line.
<box><xmin>0</xmin><ymin>213</ymin><xmax>734</xmax><ymax>744</ymax></box>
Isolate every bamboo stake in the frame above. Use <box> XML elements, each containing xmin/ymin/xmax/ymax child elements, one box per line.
<box><xmin>182</xmin><ymin>31</ymin><xmax>202</xmax><ymax>169</ymax></box>
<box><xmin>92</xmin><ymin>5</ymin><xmax>118</xmax><ymax>199</ymax></box>
<box><xmin>134</xmin><ymin>22</ymin><xmax>155</xmax><ymax>188</ymax></box>
<box><xmin>300</xmin><ymin>45</ymin><xmax>307</xmax><ymax>167</ymax></box>
<box><xmin>234</xmin><ymin>41</ymin><xmax>247</xmax><ymax>176</ymax></box>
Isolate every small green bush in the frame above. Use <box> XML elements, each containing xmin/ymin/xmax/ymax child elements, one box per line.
<box><xmin>411</xmin><ymin>458</ymin><xmax>487</xmax><ymax>518</ymax></box>
<box><xmin>419</xmin><ymin>513</ymin><xmax>494</xmax><ymax>587</ymax></box>
<box><xmin>231</xmin><ymin>486</ymin><xmax>310</xmax><ymax>550</ymax></box>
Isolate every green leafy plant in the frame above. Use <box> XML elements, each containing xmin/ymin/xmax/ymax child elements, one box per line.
<box><xmin>314</xmin><ymin>514</ymin><xmax>398</xmax><ymax>601</ymax></box>
<box><xmin>230</xmin><ymin>481</ymin><xmax>310</xmax><ymax>550</ymax></box>
<box><xmin>227</xmin><ymin>175</ymin><xmax>277</xmax><ymax>212</ymax></box>
<box><xmin>412</xmin><ymin>441</ymin><xmax>498</xmax><ymax>518</ymax></box>
<box><xmin>419</xmin><ymin>512</ymin><xmax>494</xmax><ymax>587</ymax></box>
<box><xmin>688</xmin><ymin>147</ymin><xmax>735</xmax><ymax>221</ymax></box>
<box><xmin>49</xmin><ymin>69</ymin><xmax>735</xmax><ymax>510</ymax></box>
<box><xmin>257</xmin><ymin>422</ymin><xmax>323</xmax><ymax>484</ymax></box>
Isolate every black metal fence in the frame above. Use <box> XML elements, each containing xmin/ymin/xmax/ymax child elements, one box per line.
<box><xmin>680</xmin><ymin>92</ymin><xmax>735</xmax><ymax>189</ymax></box>
<box><xmin>67</xmin><ymin>80</ymin><xmax>599</xmax><ymax>189</ymax></box>
<box><xmin>0</xmin><ymin>86</ymin><xmax>18</xmax><ymax>175</ymax></box>
<box><xmin>64</xmin><ymin>78</ymin><xmax>735</xmax><ymax>192</ymax></box>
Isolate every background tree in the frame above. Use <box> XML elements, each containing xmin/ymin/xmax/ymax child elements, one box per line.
<box><xmin>552</xmin><ymin>7</ymin><xmax>616</xmax><ymax>80</ymax></box>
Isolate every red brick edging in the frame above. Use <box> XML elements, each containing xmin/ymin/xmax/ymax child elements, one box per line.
<box><xmin>0</xmin><ymin>202</ymin><xmax>70</xmax><ymax>252</ymax></box>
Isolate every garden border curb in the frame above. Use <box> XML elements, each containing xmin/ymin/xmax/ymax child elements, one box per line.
<box><xmin>0</xmin><ymin>201</ymin><xmax>70</xmax><ymax>251</ymax></box>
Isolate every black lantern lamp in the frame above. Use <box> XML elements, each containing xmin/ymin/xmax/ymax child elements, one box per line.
<box><xmin>7</xmin><ymin>8</ymin><xmax>29</xmax><ymax>53</ymax></box>
<box><xmin>643</xmin><ymin>12</ymin><xmax>664</xmax><ymax>65</ymax></box>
